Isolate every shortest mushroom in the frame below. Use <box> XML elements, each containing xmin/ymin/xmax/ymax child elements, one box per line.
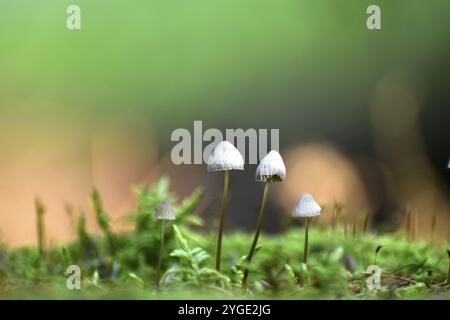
<box><xmin>154</xmin><ymin>201</ymin><xmax>176</xmax><ymax>291</ymax></box>
<box><xmin>292</xmin><ymin>193</ymin><xmax>321</xmax><ymax>264</ymax></box>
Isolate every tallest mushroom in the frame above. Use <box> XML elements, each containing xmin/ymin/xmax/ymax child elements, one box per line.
<box><xmin>242</xmin><ymin>150</ymin><xmax>286</xmax><ymax>290</ymax></box>
<box><xmin>207</xmin><ymin>140</ymin><xmax>244</xmax><ymax>272</ymax></box>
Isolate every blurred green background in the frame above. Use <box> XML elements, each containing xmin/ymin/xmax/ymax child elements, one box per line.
<box><xmin>0</xmin><ymin>1</ymin><xmax>449</xmax><ymax>245</ymax></box>
<box><xmin>2</xmin><ymin>1</ymin><xmax>449</xmax><ymax>130</ymax></box>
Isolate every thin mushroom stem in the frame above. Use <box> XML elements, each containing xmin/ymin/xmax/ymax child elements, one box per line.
<box><xmin>242</xmin><ymin>180</ymin><xmax>271</xmax><ymax>290</ymax></box>
<box><xmin>156</xmin><ymin>220</ymin><xmax>165</xmax><ymax>291</ymax></box>
<box><xmin>303</xmin><ymin>217</ymin><xmax>310</xmax><ymax>264</ymax></box>
<box><xmin>216</xmin><ymin>170</ymin><xmax>229</xmax><ymax>272</ymax></box>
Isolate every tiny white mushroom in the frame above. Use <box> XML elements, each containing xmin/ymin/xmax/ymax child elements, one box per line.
<box><xmin>207</xmin><ymin>140</ymin><xmax>244</xmax><ymax>272</ymax></box>
<box><xmin>154</xmin><ymin>201</ymin><xmax>175</xmax><ymax>290</ymax></box>
<box><xmin>292</xmin><ymin>193</ymin><xmax>322</xmax><ymax>218</ymax></box>
<box><xmin>292</xmin><ymin>193</ymin><xmax>321</xmax><ymax>264</ymax></box>
<box><xmin>255</xmin><ymin>150</ymin><xmax>286</xmax><ymax>182</ymax></box>
<box><xmin>154</xmin><ymin>201</ymin><xmax>176</xmax><ymax>220</ymax></box>
<box><xmin>207</xmin><ymin>141</ymin><xmax>244</xmax><ymax>172</ymax></box>
<box><xmin>242</xmin><ymin>150</ymin><xmax>286</xmax><ymax>289</ymax></box>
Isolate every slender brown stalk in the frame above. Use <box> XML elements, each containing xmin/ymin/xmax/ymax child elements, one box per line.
<box><xmin>411</xmin><ymin>211</ymin><xmax>417</xmax><ymax>240</ymax></box>
<box><xmin>331</xmin><ymin>204</ymin><xmax>337</xmax><ymax>228</ymax></box>
<box><xmin>332</xmin><ymin>202</ymin><xmax>344</xmax><ymax>228</ymax></box>
<box><xmin>363</xmin><ymin>212</ymin><xmax>370</xmax><ymax>234</ymax></box>
<box><xmin>156</xmin><ymin>220</ymin><xmax>165</xmax><ymax>291</ymax></box>
<box><xmin>344</xmin><ymin>219</ymin><xmax>348</xmax><ymax>238</ymax></box>
<box><xmin>352</xmin><ymin>217</ymin><xmax>357</xmax><ymax>237</ymax></box>
<box><xmin>65</xmin><ymin>203</ymin><xmax>76</xmax><ymax>236</ymax></box>
<box><xmin>405</xmin><ymin>209</ymin><xmax>411</xmax><ymax>236</ymax></box>
<box><xmin>447</xmin><ymin>250</ymin><xmax>450</xmax><ymax>284</ymax></box>
<box><xmin>35</xmin><ymin>197</ymin><xmax>46</xmax><ymax>257</ymax></box>
<box><xmin>303</xmin><ymin>217</ymin><xmax>310</xmax><ymax>264</ymax></box>
<box><xmin>430</xmin><ymin>212</ymin><xmax>437</xmax><ymax>244</ymax></box>
<box><xmin>374</xmin><ymin>245</ymin><xmax>383</xmax><ymax>265</ymax></box>
<box><xmin>242</xmin><ymin>181</ymin><xmax>271</xmax><ymax>290</ymax></box>
<box><xmin>216</xmin><ymin>171</ymin><xmax>229</xmax><ymax>272</ymax></box>
<box><xmin>384</xmin><ymin>275</ymin><xmax>416</xmax><ymax>285</ymax></box>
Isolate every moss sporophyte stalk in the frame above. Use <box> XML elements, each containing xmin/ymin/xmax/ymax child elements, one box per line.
<box><xmin>34</xmin><ymin>197</ymin><xmax>46</xmax><ymax>257</ymax></box>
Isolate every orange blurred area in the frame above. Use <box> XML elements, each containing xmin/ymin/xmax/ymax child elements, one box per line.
<box><xmin>0</xmin><ymin>116</ymin><xmax>157</xmax><ymax>246</ymax></box>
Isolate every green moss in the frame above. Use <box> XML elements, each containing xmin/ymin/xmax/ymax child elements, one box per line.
<box><xmin>0</xmin><ymin>177</ymin><xmax>448</xmax><ymax>299</ymax></box>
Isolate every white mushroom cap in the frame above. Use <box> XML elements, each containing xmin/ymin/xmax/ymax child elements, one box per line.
<box><xmin>255</xmin><ymin>150</ymin><xmax>286</xmax><ymax>182</ymax></box>
<box><xmin>207</xmin><ymin>141</ymin><xmax>244</xmax><ymax>172</ymax></box>
<box><xmin>154</xmin><ymin>201</ymin><xmax>176</xmax><ymax>220</ymax></box>
<box><xmin>292</xmin><ymin>193</ymin><xmax>321</xmax><ymax>218</ymax></box>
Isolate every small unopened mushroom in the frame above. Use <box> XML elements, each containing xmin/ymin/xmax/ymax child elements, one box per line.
<box><xmin>207</xmin><ymin>140</ymin><xmax>244</xmax><ymax>272</ymax></box>
<box><xmin>154</xmin><ymin>201</ymin><xmax>176</xmax><ymax>291</ymax></box>
<box><xmin>292</xmin><ymin>193</ymin><xmax>321</xmax><ymax>264</ymax></box>
<box><xmin>255</xmin><ymin>150</ymin><xmax>286</xmax><ymax>182</ymax></box>
<box><xmin>242</xmin><ymin>150</ymin><xmax>286</xmax><ymax>289</ymax></box>
<box><xmin>154</xmin><ymin>201</ymin><xmax>176</xmax><ymax>220</ymax></box>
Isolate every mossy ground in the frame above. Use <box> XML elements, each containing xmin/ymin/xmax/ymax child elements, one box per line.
<box><xmin>0</xmin><ymin>178</ymin><xmax>448</xmax><ymax>299</ymax></box>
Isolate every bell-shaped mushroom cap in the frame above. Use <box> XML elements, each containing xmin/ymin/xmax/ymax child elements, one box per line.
<box><xmin>255</xmin><ymin>150</ymin><xmax>286</xmax><ymax>182</ymax></box>
<box><xmin>207</xmin><ymin>141</ymin><xmax>244</xmax><ymax>172</ymax></box>
<box><xmin>292</xmin><ymin>193</ymin><xmax>321</xmax><ymax>217</ymax></box>
<box><xmin>154</xmin><ymin>201</ymin><xmax>176</xmax><ymax>220</ymax></box>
